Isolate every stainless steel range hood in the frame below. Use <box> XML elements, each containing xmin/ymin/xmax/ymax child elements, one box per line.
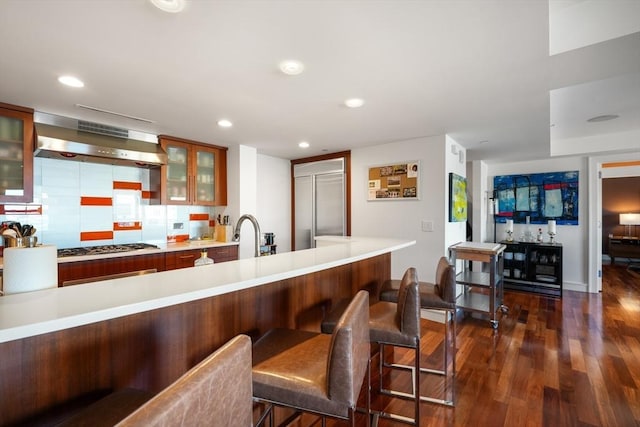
<box><xmin>33</xmin><ymin>112</ymin><xmax>167</xmax><ymax>167</ymax></box>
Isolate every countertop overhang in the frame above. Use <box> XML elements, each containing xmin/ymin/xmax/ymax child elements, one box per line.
<box><xmin>0</xmin><ymin>237</ymin><xmax>414</xmax><ymax>343</ymax></box>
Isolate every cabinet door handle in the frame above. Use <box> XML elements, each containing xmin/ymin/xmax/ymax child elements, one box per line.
<box><xmin>179</xmin><ymin>255</ymin><xmax>195</xmax><ymax>260</ymax></box>
<box><xmin>191</xmin><ymin>175</ymin><xmax>196</xmax><ymax>202</ymax></box>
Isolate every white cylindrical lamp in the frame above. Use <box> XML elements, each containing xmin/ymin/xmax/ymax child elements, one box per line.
<box><xmin>505</xmin><ymin>219</ymin><xmax>514</xmax><ymax>241</ymax></box>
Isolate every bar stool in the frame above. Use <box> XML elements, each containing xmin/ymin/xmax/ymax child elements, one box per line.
<box><xmin>60</xmin><ymin>335</ymin><xmax>253</xmax><ymax>427</ymax></box>
<box><xmin>379</xmin><ymin>256</ymin><xmax>456</xmax><ymax>406</ymax></box>
<box><xmin>321</xmin><ymin>267</ymin><xmax>421</xmax><ymax>425</ymax></box>
<box><xmin>116</xmin><ymin>334</ymin><xmax>253</xmax><ymax>426</ymax></box>
<box><xmin>252</xmin><ymin>290</ymin><xmax>371</xmax><ymax>427</ymax></box>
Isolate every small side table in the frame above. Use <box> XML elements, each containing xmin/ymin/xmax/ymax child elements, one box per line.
<box><xmin>449</xmin><ymin>241</ymin><xmax>508</xmax><ymax>329</ymax></box>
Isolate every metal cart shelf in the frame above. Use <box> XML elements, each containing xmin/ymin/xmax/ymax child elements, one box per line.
<box><xmin>449</xmin><ymin>242</ymin><xmax>508</xmax><ymax>329</ymax></box>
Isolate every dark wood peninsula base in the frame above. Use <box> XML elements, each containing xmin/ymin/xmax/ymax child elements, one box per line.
<box><xmin>0</xmin><ymin>253</ymin><xmax>390</xmax><ymax>426</ymax></box>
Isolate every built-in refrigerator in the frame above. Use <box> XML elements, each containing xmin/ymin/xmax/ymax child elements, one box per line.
<box><xmin>293</xmin><ymin>158</ymin><xmax>346</xmax><ymax>250</ymax></box>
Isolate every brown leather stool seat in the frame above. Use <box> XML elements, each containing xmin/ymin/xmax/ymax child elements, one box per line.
<box><xmin>379</xmin><ymin>256</ymin><xmax>456</xmax><ymax>406</ymax></box>
<box><xmin>252</xmin><ymin>290</ymin><xmax>371</xmax><ymax>427</ymax></box>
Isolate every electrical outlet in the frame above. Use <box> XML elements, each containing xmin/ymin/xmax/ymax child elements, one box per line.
<box><xmin>421</xmin><ymin>220</ymin><xmax>434</xmax><ymax>232</ymax></box>
<box><xmin>173</xmin><ymin>222</ymin><xmax>184</xmax><ymax>230</ymax></box>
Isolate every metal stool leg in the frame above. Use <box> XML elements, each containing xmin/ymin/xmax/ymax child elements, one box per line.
<box><xmin>418</xmin><ymin>308</ymin><xmax>455</xmax><ymax>406</ymax></box>
<box><xmin>374</xmin><ymin>341</ymin><xmax>420</xmax><ymax>425</ymax></box>
<box><xmin>386</xmin><ymin>309</ymin><xmax>456</xmax><ymax>406</ymax></box>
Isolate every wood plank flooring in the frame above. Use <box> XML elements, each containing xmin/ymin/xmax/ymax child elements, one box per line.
<box><xmin>313</xmin><ymin>264</ymin><xmax>640</xmax><ymax>426</ymax></box>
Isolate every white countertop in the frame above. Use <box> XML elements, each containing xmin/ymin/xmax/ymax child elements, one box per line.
<box><xmin>0</xmin><ymin>237</ymin><xmax>414</xmax><ymax>343</ymax></box>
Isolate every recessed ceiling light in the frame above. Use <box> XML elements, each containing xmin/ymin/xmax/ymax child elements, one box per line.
<box><xmin>279</xmin><ymin>60</ymin><xmax>304</xmax><ymax>76</ymax></box>
<box><xmin>587</xmin><ymin>114</ymin><xmax>619</xmax><ymax>123</ymax></box>
<box><xmin>58</xmin><ymin>75</ymin><xmax>84</xmax><ymax>88</ymax></box>
<box><xmin>298</xmin><ymin>141</ymin><xmax>310</xmax><ymax>148</ymax></box>
<box><xmin>344</xmin><ymin>98</ymin><xmax>364</xmax><ymax>108</ymax></box>
<box><xmin>150</xmin><ymin>0</ymin><xmax>185</xmax><ymax>13</ymax></box>
<box><xmin>217</xmin><ymin>119</ymin><xmax>233</xmax><ymax>128</ymax></box>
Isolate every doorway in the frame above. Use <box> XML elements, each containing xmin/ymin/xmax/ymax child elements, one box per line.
<box><xmin>589</xmin><ymin>156</ymin><xmax>640</xmax><ymax>292</ymax></box>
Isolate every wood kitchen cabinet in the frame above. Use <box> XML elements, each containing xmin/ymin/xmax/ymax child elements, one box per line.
<box><xmin>165</xmin><ymin>245</ymin><xmax>238</xmax><ymax>270</ymax></box>
<box><xmin>58</xmin><ymin>253</ymin><xmax>166</xmax><ymax>286</ymax></box>
<box><xmin>57</xmin><ymin>246</ymin><xmax>238</xmax><ymax>285</ymax></box>
<box><xmin>0</xmin><ymin>102</ymin><xmax>34</xmax><ymax>203</ymax></box>
<box><xmin>159</xmin><ymin>135</ymin><xmax>227</xmax><ymax>206</ymax></box>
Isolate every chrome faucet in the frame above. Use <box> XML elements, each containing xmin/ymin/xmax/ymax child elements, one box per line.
<box><xmin>232</xmin><ymin>214</ymin><xmax>261</xmax><ymax>257</ymax></box>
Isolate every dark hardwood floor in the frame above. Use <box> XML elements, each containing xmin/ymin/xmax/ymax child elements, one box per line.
<box><xmin>313</xmin><ymin>264</ymin><xmax>640</xmax><ymax>426</ymax></box>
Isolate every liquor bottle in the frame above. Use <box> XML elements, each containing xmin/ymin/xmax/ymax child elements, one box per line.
<box><xmin>194</xmin><ymin>250</ymin><xmax>214</xmax><ymax>266</ymax></box>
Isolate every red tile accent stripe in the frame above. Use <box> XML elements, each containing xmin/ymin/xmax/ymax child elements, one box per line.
<box><xmin>174</xmin><ymin>234</ymin><xmax>190</xmax><ymax>242</ymax></box>
<box><xmin>80</xmin><ymin>231</ymin><xmax>114</xmax><ymax>241</ymax></box>
<box><xmin>0</xmin><ymin>204</ymin><xmax>42</xmax><ymax>215</ymax></box>
<box><xmin>113</xmin><ymin>181</ymin><xmax>142</xmax><ymax>190</ymax></box>
<box><xmin>142</xmin><ymin>191</ymin><xmax>152</xmax><ymax>199</ymax></box>
<box><xmin>209</xmin><ymin>220</ymin><xmax>216</xmax><ymax>227</ymax></box>
<box><xmin>81</xmin><ymin>197</ymin><xmax>112</xmax><ymax>206</ymax></box>
<box><xmin>113</xmin><ymin>222</ymin><xmax>142</xmax><ymax>231</ymax></box>
<box><xmin>189</xmin><ymin>213</ymin><xmax>209</xmax><ymax>221</ymax></box>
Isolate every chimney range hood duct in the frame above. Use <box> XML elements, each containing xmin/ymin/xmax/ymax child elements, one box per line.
<box><xmin>33</xmin><ymin>112</ymin><xmax>167</xmax><ymax>168</ymax></box>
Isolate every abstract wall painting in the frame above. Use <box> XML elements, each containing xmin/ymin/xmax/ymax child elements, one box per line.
<box><xmin>493</xmin><ymin>170</ymin><xmax>579</xmax><ymax>225</ymax></box>
<box><xmin>449</xmin><ymin>172</ymin><xmax>467</xmax><ymax>222</ymax></box>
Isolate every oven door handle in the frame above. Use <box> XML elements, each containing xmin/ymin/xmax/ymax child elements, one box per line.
<box><xmin>62</xmin><ymin>268</ymin><xmax>157</xmax><ymax>286</ymax></box>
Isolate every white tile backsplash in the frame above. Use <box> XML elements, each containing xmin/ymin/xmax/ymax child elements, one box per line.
<box><xmin>41</xmin><ymin>159</ymin><xmax>80</xmax><ymax>195</ymax></box>
<box><xmin>1</xmin><ymin>161</ymin><xmax>217</xmax><ymax>249</ymax></box>
<box><xmin>114</xmin><ymin>230</ymin><xmax>143</xmax><ymax>244</ymax></box>
<box><xmin>80</xmin><ymin>163</ymin><xmax>113</xmax><ymax>197</ymax></box>
<box><xmin>80</xmin><ymin>206</ymin><xmax>113</xmax><ymax>231</ymax></box>
<box><xmin>113</xmin><ymin>165</ymin><xmax>147</xmax><ymax>186</ymax></box>
<box><xmin>113</xmin><ymin>190</ymin><xmax>141</xmax><ymax>222</ymax></box>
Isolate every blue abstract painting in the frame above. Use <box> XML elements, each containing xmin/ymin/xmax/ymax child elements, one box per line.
<box><xmin>493</xmin><ymin>171</ymin><xmax>578</xmax><ymax>225</ymax></box>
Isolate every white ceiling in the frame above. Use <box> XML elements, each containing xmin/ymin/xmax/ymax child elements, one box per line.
<box><xmin>0</xmin><ymin>0</ymin><xmax>638</xmax><ymax>162</ymax></box>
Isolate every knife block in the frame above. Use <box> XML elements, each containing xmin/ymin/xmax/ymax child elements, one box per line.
<box><xmin>215</xmin><ymin>225</ymin><xmax>234</xmax><ymax>243</ymax></box>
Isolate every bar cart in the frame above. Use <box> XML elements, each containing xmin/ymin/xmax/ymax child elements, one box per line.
<box><xmin>449</xmin><ymin>241</ymin><xmax>508</xmax><ymax>329</ymax></box>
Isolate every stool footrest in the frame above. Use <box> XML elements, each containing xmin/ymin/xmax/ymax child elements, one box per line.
<box><xmin>370</xmin><ymin>408</ymin><xmax>416</xmax><ymax>425</ymax></box>
<box><xmin>384</xmin><ymin>361</ymin><xmax>447</xmax><ymax>376</ymax></box>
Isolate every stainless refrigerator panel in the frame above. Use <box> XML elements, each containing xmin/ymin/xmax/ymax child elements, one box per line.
<box><xmin>315</xmin><ymin>172</ymin><xmax>345</xmax><ymax>237</ymax></box>
<box><xmin>294</xmin><ymin>175</ymin><xmax>313</xmax><ymax>250</ymax></box>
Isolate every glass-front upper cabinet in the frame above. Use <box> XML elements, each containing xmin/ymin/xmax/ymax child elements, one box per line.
<box><xmin>165</xmin><ymin>142</ymin><xmax>189</xmax><ymax>203</ymax></box>
<box><xmin>159</xmin><ymin>136</ymin><xmax>227</xmax><ymax>206</ymax></box>
<box><xmin>0</xmin><ymin>103</ymin><xmax>34</xmax><ymax>203</ymax></box>
<box><xmin>195</xmin><ymin>149</ymin><xmax>215</xmax><ymax>204</ymax></box>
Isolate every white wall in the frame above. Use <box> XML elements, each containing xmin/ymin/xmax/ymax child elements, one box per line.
<box><xmin>219</xmin><ymin>145</ymin><xmax>256</xmax><ymax>259</ymax></box>
<box><xmin>351</xmin><ymin>135</ymin><xmax>454</xmax><ymax>282</ymax></box>
<box><xmin>257</xmin><ymin>154</ymin><xmax>291</xmax><ymax>253</ymax></box>
<box><xmin>445</xmin><ymin>136</ymin><xmax>467</xmax><ymax>249</ymax></box>
<box><xmin>224</xmin><ymin>147</ymin><xmax>291</xmax><ymax>257</ymax></box>
<box><xmin>485</xmin><ymin>156</ymin><xmax>588</xmax><ymax>291</ymax></box>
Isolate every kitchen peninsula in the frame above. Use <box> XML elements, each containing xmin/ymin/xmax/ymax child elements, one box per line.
<box><xmin>0</xmin><ymin>237</ymin><xmax>413</xmax><ymax>425</ymax></box>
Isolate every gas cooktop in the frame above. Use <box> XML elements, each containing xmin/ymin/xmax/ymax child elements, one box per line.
<box><xmin>57</xmin><ymin>243</ymin><xmax>160</xmax><ymax>258</ymax></box>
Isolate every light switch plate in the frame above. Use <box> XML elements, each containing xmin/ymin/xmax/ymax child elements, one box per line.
<box><xmin>422</xmin><ymin>220</ymin><xmax>434</xmax><ymax>232</ymax></box>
